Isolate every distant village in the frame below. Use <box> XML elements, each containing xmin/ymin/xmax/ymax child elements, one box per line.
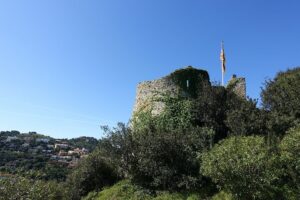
<box><xmin>0</xmin><ymin>131</ymin><xmax>98</xmax><ymax>171</ymax></box>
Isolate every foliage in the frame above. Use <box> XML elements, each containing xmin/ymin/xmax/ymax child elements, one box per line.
<box><xmin>66</xmin><ymin>149</ymin><xmax>120</xmax><ymax>200</ymax></box>
<box><xmin>261</xmin><ymin>67</ymin><xmax>300</xmax><ymax>135</ymax></box>
<box><xmin>0</xmin><ymin>130</ymin><xmax>20</xmax><ymax>136</ymax></box>
<box><xmin>225</xmin><ymin>95</ymin><xmax>267</xmax><ymax>136</ymax></box>
<box><xmin>0</xmin><ymin>176</ymin><xmax>66</xmax><ymax>200</ymax></box>
<box><xmin>226</xmin><ymin>77</ymin><xmax>239</xmax><ymax>91</ymax></box>
<box><xmin>0</xmin><ymin>131</ymin><xmax>98</xmax><ymax>182</ymax></box>
<box><xmin>68</xmin><ymin>136</ymin><xmax>99</xmax><ymax>151</ymax></box>
<box><xmin>201</xmin><ymin>136</ymin><xmax>281</xmax><ymax>200</ymax></box>
<box><xmin>83</xmin><ymin>180</ymin><xmax>208</xmax><ymax>200</ymax></box>
<box><xmin>169</xmin><ymin>66</ymin><xmax>210</xmax><ymax>98</ymax></box>
<box><xmin>192</xmin><ymin>85</ymin><xmax>228</xmax><ymax>141</ymax></box>
<box><xmin>98</xmin><ymin>123</ymin><xmax>135</xmax><ymax>177</ymax></box>
<box><xmin>85</xmin><ymin>180</ymin><xmax>152</xmax><ymax>200</ymax></box>
<box><xmin>279</xmin><ymin>125</ymin><xmax>300</xmax><ymax>198</ymax></box>
<box><xmin>211</xmin><ymin>191</ymin><xmax>233</xmax><ymax>200</ymax></box>
<box><xmin>130</xmin><ymin>95</ymin><xmax>216</xmax><ymax>190</ymax></box>
<box><xmin>130</xmin><ymin>125</ymin><xmax>214</xmax><ymax>190</ymax></box>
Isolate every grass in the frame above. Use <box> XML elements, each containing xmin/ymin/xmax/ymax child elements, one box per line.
<box><xmin>82</xmin><ymin>180</ymin><xmax>220</xmax><ymax>200</ymax></box>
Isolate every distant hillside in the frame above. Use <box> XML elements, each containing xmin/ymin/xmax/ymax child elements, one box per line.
<box><xmin>0</xmin><ymin>131</ymin><xmax>99</xmax><ymax>181</ymax></box>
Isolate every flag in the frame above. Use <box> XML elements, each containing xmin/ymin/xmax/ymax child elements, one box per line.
<box><xmin>220</xmin><ymin>42</ymin><xmax>226</xmax><ymax>73</ymax></box>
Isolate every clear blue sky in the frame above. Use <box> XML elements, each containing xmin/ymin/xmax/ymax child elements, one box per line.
<box><xmin>0</xmin><ymin>0</ymin><xmax>299</xmax><ymax>138</ymax></box>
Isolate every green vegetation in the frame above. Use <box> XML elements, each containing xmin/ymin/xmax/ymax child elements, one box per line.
<box><xmin>68</xmin><ymin>136</ymin><xmax>99</xmax><ymax>151</ymax></box>
<box><xmin>201</xmin><ymin>136</ymin><xmax>280</xmax><ymax>199</ymax></box>
<box><xmin>0</xmin><ymin>131</ymin><xmax>99</xmax><ymax>181</ymax></box>
<box><xmin>0</xmin><ymin>177</ymin><xmax>66</xmax><ymax>200</ymax></box>
<box><xmin>279</xmin><ymin>126</ymin><xmax>300</xmax><ymax>198</ymax></box>
<box><xmin>66</xmin><ymin>149</ymin><xmax>120</xmax><ymax>199</ymax></box>
<box><xmin>1</xmin><ymin>66</ymin><xmax>300</xmax><ymax>200</ymax></box>
<box><xmin>169</xmin><ymin>66</ymin><xmax>210</xmax><ymax>98</ymax></box>
<box><xmin>261</xmin><ymin>67</ymin><xmax>300</xmax><ymax>136</ymax></box>
<box><xmin>83</xmin><ymin>180</ymin><xmax>207</xmax><ymax>200</ymax></box>
<box><xmin>225</xmin><ymin>97</ymin><xmax>267</xmax><ymax>136</ymax></box>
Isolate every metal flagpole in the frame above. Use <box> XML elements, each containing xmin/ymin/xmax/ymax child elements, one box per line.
<box><xmin>222</xmin><ymin>68</ymin><xmax>224</xmax><ymax>86</ymax></box>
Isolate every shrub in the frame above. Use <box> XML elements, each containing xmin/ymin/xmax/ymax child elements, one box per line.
<box><xmin>130</xmin><ymin>125</ymin><xmax>214</xmax><ymax>190</ymax></box>
<box><xmin>279</xmin><ymin>125</ymin><xmax>300</xmax><ymax>198</ymax></box>
<box><xmin>211</xmin><ymin>191</ymin><xmax>233</xmax><ymax>200</ymax></box>
<box><xmin>261</xmin><ymin>67</ymin><xmax>300</xmax><ymax>135</ymax></box>
<box><xmin>88</xmin><ymin>180</ymin><xmax>152</xmax><ymax>200</ymax></box>
<box><xmin>225</xmin><ymin>97</ymin><xmax>267</xmax><ymax>136</ymax></box>
<box><xmin>201</xmin><ymin>136</ymin><xmax>280</xmax><ymax>200</ymax></box>
<box><xmin>129</xmin><ymin>94</ymin><xmax>217</xmax><ymax>191</ymax></box>
<box><xmin>66</xmin><ymin>149</ymin><xmax>119</xmax><ymax>199</ymax></box>
<box><xmin>84</xmin><ymin>180</ymin><xmax>206</xmax><ymax>200</ymax></box>
<box><xmin>0</xmin><ymin>177</ymin><xmax>65</xmax><ymax>200</ymax></box>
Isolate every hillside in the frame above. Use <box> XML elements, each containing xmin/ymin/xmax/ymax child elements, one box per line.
<box><xmin>0</xmin><ymin>131</ymin><xmax>98</xmax><ymax>181</ymax></box>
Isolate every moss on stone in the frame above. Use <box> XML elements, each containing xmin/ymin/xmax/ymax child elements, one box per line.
<box><xmin>168</xmin><ymin>66</ymin><xmax>210</xmax><ymax>98</ymax></box>
<box><xmin>226</xmin><ymin>78</ymin><xmax>239</xmax><ymax>90</ymax></box>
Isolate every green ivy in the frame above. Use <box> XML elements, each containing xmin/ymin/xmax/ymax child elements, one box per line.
<box><xmin>168</xmin><ymin>66</ymin><xmax>210</xmax><ymax>98</ymax></box>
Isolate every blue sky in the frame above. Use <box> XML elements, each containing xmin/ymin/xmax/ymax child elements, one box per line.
<box><xmin>0</xmin><ymin>0</ymin><xmax>299</xmax><ymax>138</ymax></box>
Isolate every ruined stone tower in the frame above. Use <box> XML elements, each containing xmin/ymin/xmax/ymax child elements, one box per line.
<box><xmin>133</xmin><ymin>66</ymin><xmax>246</xmax><ymax>116</ymax></box>
<box><xmin>226</xmin><ymin>74</ymin><xmax>246</xmax><ymax>98</ymax></box>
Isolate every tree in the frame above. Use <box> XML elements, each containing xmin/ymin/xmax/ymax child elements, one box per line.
<box><xmin>201</xmin><ymin>136</ymin><xmax>281</xmax><ymax>200</ymax></box>
<box><xmin>66</xmin><ymin>149</ymin><xmax>119</xmax><ymax>200</ymax></box>
<box><xmin>225</xmin><ymin>96</ymin><xmax>267</xmax><ymax>136</ymax></box>
<box><xmin>193</xmin><ymin>86</ymin><xmax>228</xmax><ymax>141</ymax></box>
<box><xmin>261</xmin><ymin>67</ymin><xmax>300</xmax><ymax>135</ymax></box>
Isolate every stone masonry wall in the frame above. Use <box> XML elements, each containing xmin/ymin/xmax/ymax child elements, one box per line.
<box><xmin>133</xmin><ymin>76</ymin><xmax>178</xmax><ymax>115</ymax></box>
<box><xmin>133</xmin><ymin>68</ymin><xmax>246</xmax><ymax>117</ymax></box>
<box><xmin>227</xmin><ymin>75</ymin><xmax>246</xmax><ymax>98</ymax></box>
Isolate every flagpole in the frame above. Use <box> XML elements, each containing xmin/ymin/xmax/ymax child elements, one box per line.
<box><xmin>222</xmin><ymin>68</ymin><xmax>224</xmax><ymax>86</ymax></box>
<box><xmin>221</xmin><ymin>41</ymin><xmax>223</xmax><ymax>86</ymax></box>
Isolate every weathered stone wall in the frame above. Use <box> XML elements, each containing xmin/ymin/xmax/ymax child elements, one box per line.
<box><xmin>133</xmin><ymin>76</ymin><xmax>178</xmax><ymax>115</ymax></box>
<box><xmin>227</xmin><ymin>75</ymin><xmax>246</xmax><ymax>98</ymax></box>
<box><xmin>133</xmin><ymin>68</ymin><xmax>246</xmax><ymax>117</ymax></box>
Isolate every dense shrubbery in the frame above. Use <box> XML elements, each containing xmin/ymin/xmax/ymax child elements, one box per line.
<box><xmin>83</xmin><ymin>180</ymin><xmax>209</xmax><ymax>200</ymax></box>
<box><xmin>201</xmin><ymin>136</ymin><xmax>281</xmax><ymax>199</ymax></box>
<box><xmin>225</xmin><ymin>96</ymin><xmax>267</xmax><ymax>136</ymax></box>
<box><xmin>66</xmin><ymin>149</ymin><xmax>120</xmax><ymax>199</ymax></box>
<box><xmin>279</xmin><ymin>126</ymin><xmax>300</xmax><ymax>198</ymax></box>
<box><xmin>129</xmin><ymin>96</ymin><xmax>216</xmax><ymax>191</ymax></box>
<box><xmin>0</xmin><ymin>177</ymin><xmax>66</xmax><ymax>200</ymax></box>
<box><xmin>261</xmin><ymin>67</ymin><xmax>300</xmax><ymax>136</ymax></box>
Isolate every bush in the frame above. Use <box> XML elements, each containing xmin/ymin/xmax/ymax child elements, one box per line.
<box><xmin>279</xmin><ymin>125</ymin><xmax>300</xmax><ymax>199</ymax></box>
<box><xmin>130</xmin><ymin>125</ymin><xmax>214</xmax><ymax>190</ymax></box>
<box><xmin>261</xmin><ymin>67</ymin><xmax>300</xmax><ymax>135</ymax></box>
<box><xmin>84</xmin><ymin>180</ymin><xmax>207</xmax><ymax>200</ymax></box>
<box><xmin>130</xmin><ymin>98</ymin><xmax>216</xmax><ymax>190</ymax></box>
<box><xmin>211</xmin><ymin>191</ymin><xmax>233</xmax><ymax>200</ymax></box>
<box><xmin>0</xmin><ymin>177</ymin><xmax>65</xmax><ymax>200</ymax></box>
<box><xmin>66</xmin><ymin>149</ymin><xmax>119</xmax><ymax>199</ymax></box>
<box><xmin>201</xmin><ymin>136</ymin><xmax>280</xmax><ymax>200</ymax></box>
<box><xmin>84</xmin><ymin>180</ymin><xmax>152</xmax><ymax>200</ymax></box>
<box><xmin>225</xmin><ymin>97</ymin><xmax>267</xmax><ymax>136</ymax></box>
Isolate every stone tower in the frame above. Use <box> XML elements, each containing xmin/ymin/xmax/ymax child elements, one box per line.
<box><xmin>226</xmin><ymin>74</ymin><xmax>246</xmax><ymax>98</ymax></box>
<box><xmin>133</xmin><ymin>67</ymin><xmax>246</xmax><ymax>116</ymax></box>
<box><xmin>133</xmin><ymin>66</ymin><xmax>210</xmax><ymax>115</ymax></box>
